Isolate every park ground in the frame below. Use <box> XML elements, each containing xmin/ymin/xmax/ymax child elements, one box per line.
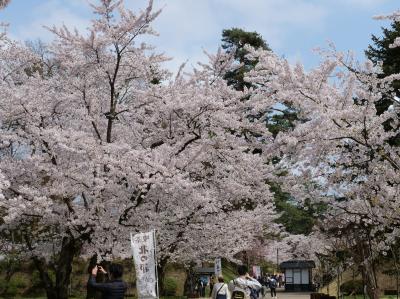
<box><xmin>1</xmin><ymin>290</ymin><xmax>400</xmax><ymax>299</ymax></box>
<box><xmin>1</xmin><ymin>259</ymin><xmax>399</xmax><ymax>298</ymax></box>
<box><xmin>269</xmin><ymin>289</ymin><xmax>310</xmax><ymax>299</ymax></box>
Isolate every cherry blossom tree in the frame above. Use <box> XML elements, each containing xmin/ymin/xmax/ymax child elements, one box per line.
<box><xmin>114</xmin><ymin>48</ymin><xmax>279</xmax><ymax>288</ymax></box>
<box><xmin>0</xmin><ymin>171</ymin><xmax>8</xmax><ymax>201</ymax></box>
<box><xmin>245</xmin><ymin>29</ymin><xmax>400</xmax><ymax>297</ymax></box>
<box><xmin>0</xmin><ymin>0</ymin><xmax>10</xmax><ymax>9</ymax></box>
<box><xmin>262</xmin><ymin>233</ymin><xmax>328</xmax><ymax>264</ymax></box>
<box><xmin>0</xmin><ymin>1</ymin><xmax>278</xmax><ymax>297</ymax></box>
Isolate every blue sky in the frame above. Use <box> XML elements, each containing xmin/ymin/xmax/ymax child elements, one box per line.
<box><xmin>0</xmin><ymin>0</ymin><xmax>399</xmax><ymax>72</ymax></box>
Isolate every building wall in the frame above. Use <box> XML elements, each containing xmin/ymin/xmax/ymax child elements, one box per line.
<box><xmin>284</xmin><ymin>268</ymin><xmax>313</xmax><ymax>292</ymax></box>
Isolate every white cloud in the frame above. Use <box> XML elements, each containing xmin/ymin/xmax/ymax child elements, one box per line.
<box><xmin>215</xmin><ymin>0</ymin><xmax>327</xmax><ymax>48</ymax></box>
<box><xmin>334</xmin><ymin>0</ymin><xmax>390</xmax><ymax>8</ymax></box>
<box><xmin>125</xmin><ymin>0</ymin><xmax>328</xmax><ymax>71</ymax></box>
<box><xmin>12</xmin><ymin>0</ymin><xmax>90</xmax><ymax>42</ymax></box>
<box><xmin>13</xmin><ymin>0</ymin><xmax>384</xmax><ymax>72</ymax></box>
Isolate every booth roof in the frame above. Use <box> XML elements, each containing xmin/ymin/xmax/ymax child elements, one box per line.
<box><xmin>279</xmin><ymin>260</ymin><xmax>316</xmax><ymax>269</ymax></box>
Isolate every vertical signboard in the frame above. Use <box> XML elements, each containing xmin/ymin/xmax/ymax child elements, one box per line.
<box><xmin>214</xmin><ymin>258</ymin><xmax>222</xmax><ymax>276</ymax></box>
<box><xmin>131</xmin><ymin>231</ymin><xmax>158</xmax><ymax>299</ymax></box>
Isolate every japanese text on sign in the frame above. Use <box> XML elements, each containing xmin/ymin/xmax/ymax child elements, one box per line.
<box><xmin>131</xmin><ymin>231</ymin><xmax>158</xmax><ymax>299</ymax></box>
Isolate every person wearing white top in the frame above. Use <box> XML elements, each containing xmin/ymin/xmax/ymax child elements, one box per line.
<box><xmin>228</xmin><ymin>265</ymin><xmax>262</xmax><ymax>299</ymax></box>
<box><xmin>211</xmin><ymin>276</ymin><xmax>231</xmax><ymax>299</ymax></box>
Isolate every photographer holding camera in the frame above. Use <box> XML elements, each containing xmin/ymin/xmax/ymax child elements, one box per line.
<box><xmin>228</xmin><ymin>265</ymin><xmax>261</xmax><ymax>299</ymax></box>
<box><xmin>88</xmin><ymin>263</ymin><xmax>127</xmax><ymax>299</ymax></box>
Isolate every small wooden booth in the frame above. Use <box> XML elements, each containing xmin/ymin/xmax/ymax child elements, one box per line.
<box><xmin>280</xmin><ymin>260</ymin><xmax>315</xmax><ymax>292</ymax></box>
<box><xmin>189</xmin><ymin>267</ymin><xmax>215</xmax><ymax>297</ymax></box>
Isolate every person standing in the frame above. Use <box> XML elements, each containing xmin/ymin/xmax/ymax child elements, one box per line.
<box><xmin>268</xmin><ymin>276</ymin><xmax>278</xmax><ymax>298</ymax></box>
<box><xmin>87</xmin><ymin>260</ymin><xmax>110</xmax><ymax>299</ymax></box>
<box><xmin>278</xmin><ymin>275</ymin><xmax>283</xmax><ymax>288</ymax></box>
<box><xmin>210</xmin><ymin>275</ymin><xmax>216</xmax><ymax>296</ymax></box>
<box><xmin>211</xmin><ymin>276</ymin><xmax>230</xmax><ymax>299</ymax></box>
<box><xmin>197</xmin><ymin>277</ymin><xmax>206</xmax><ymax>297</ymax></box>
<box><xmin>88</xmin><ymin>263</ymin><xmax>127</xmax><ymax>299</ymax></box>
<box><xmin>228</xmin><ymin>265</ymin><xmax>261</xmax><ymax>299</ymax></box>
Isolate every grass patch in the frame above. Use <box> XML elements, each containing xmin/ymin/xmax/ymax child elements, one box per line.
<box><xmin>0</xmin><ymin>259</ymin><xmax>238</xmax><ymax>298</ymax></box>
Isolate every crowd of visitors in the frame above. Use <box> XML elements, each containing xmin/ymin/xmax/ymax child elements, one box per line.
<box><xmin>85</xmin><ymin>263</ymin><xmax>282</xmax><ymax>299</ymax></box>
<box><xmin>208</xmin><ymin>265</ymin><xmax>284</xmax><ymax>299</ymax></box>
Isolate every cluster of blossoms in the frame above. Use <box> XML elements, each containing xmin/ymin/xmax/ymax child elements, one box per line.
<box><xmin>0</xmin><ymin>1</ymin><xmax>278</xmax><ymax>296</ymax></box>
<box><xmin>374</xmin><ymin>10</ymin><xmax>400</xmax><ymax>48</ymax></box>
<box><xmin>2</xmin><ymin>1</ymin><xmax>400</xmax><ymax>299</ymax></box>
<box><xmin>262</xmin><ymin>233</ymin><xmax>328</xmax><ymax>263</ymax></box>
<box><xmin>245</xmin><ymin>25</ymin><xmax>399</xmax><ymax>298</ymax></box>
<box><xmin>0</xmin><ymin>0</ymin><xmax>10</xmax><ymax>9</ymax></box>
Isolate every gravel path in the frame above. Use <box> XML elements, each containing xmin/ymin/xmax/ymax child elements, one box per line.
<box><xmin>264</xmin><ymin>288</ymin><xmax>311</xmax><ymax>299</ymax></box>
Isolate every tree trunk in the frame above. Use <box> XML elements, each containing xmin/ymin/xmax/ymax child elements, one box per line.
<box><xmin>31</xmin><ymin>255</ymin><xmax>57</xmax><ymax>298</ymax></box>
<box><xmin>353</xmin><ymin>236</ymin><xmax>379</xmax><ymax>299</ymax></box>
<box><xmin>31</xmin><ymin>236</ymin><xmax>81</xmax><ymax>299</ymax></box>
<box><xmin>157</xmin><ymin>257</ymin><xmax>168</xmax><ymax>296</ymax></box>
<box><xmin>53</xmin><ymin>236</ymin><xmax>80</xmax><ymax>299</ymax></box>
<box><xmin>184</xmin><ymin>264</ymin><xmax>196</xmax><ymax>297</ymax></box>
<box><xmin>362</xmin><ymin>266</ymin><xmax>379</xmax><ymax>299</ymax></box>
<box><xmin>358</xmin><ymin>253</ymin><xmax>379</xmax><ymax>299</ymax></box>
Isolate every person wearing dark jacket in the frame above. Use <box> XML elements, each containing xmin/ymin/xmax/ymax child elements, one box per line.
<box><xmin>87</xmin><ymin>261</ymin><xmax>110</xmax><ymax>299</ymax></box>
<box><xmin>88</xmin><ymin>263</ymin><xmax>127</xmax><ymax>299</ymax></box>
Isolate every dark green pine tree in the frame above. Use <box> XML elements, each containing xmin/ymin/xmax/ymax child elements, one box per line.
<box><xmin>221</xmin><ymin>28</ymin><xmax>321</xmax><ymax>235</ymax></box>
<box><xmin>268</xmin><ymin>182</ymin><xmax>324</xmax><ymax>235</ymax></box>
<box><xmin>365</xmin><ymin>21</ymin><xmax>400</xmax><ymax>146</ymax></box>
<box><xmin>221</xmin><ymin>28</ymin><xmax>270</xmax><ymax>91</ymax></box>
<box><xmin>365</xmin><ymin>21</ymin><xmax>400</xmax><ymax>114</ymax></box>
<box><xmin>221</xmin><ymin>28</ymin><xmax>299</xmax><ymax>138</ymax></box>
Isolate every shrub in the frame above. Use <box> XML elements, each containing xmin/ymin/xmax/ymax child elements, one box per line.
<box><xmin>31</xmin><ymin>270</ymin><xmax>44</xmax><ymax>288</ymax></box>
<box><xmin>11</xmin><ymin>274</ymin><xmax>28</xmax><ymax>289</ymax></box>
<box><xmin>0</xmin><ymin>278</ymin><xmax>7</xmax><ymax>292</ymax></box>
<box><xmin>340</xmin><ymin>280</ymin><xmax>363</xmax><ymax>295</ymax></box>
<box><xmin>0</xmin><ymin>279</ymin><xmax>20</xmax><ymax>297</ymax></box>
<box><xmin>4</xmin><ymin>284</ymin><xmax>18</xmax><ymax>297</ymax></box>
<box><xmin>164</xmin><ymin>277</ymin><xmax>178</xmax><ymax>296</ymax></box>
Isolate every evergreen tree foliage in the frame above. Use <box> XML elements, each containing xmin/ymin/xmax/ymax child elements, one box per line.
<box><xmin>269</xmin><ymin>182</ymin><xmax>325</xmax><ymax>235</ymax></box>
<box><xmin>366</xmin><ymin>21</ymin><xmax>400</xmax><ymax>114</ymax></box>
<box><xmin>265</xmin><ymin>106</ymin><xmax>298</xmax><ymax>138</ymax></box>
<box><xmin>365</xmin><ymin>21</ymin><xmax>400</xmax><ymax>145</ymax></box>
<box><xmin>221</xmin><ymin>28</ymin><xmax>270</xmax><ymax>91</ymax></box>
<box><xmin>221</xmin><ymin>28</ymin><xmax>318</xmax><ymax>235</ymax></box>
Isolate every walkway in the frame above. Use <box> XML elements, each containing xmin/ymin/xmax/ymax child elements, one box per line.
<box><xmin>196</xmin><ymin>289</ymin><xmax>311</xmax><ymax>299</ymax></box>
<box><xmin>266</xmin><ymin>289</ymin><xmax>311</xmax><ymax>299</ymax></box>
